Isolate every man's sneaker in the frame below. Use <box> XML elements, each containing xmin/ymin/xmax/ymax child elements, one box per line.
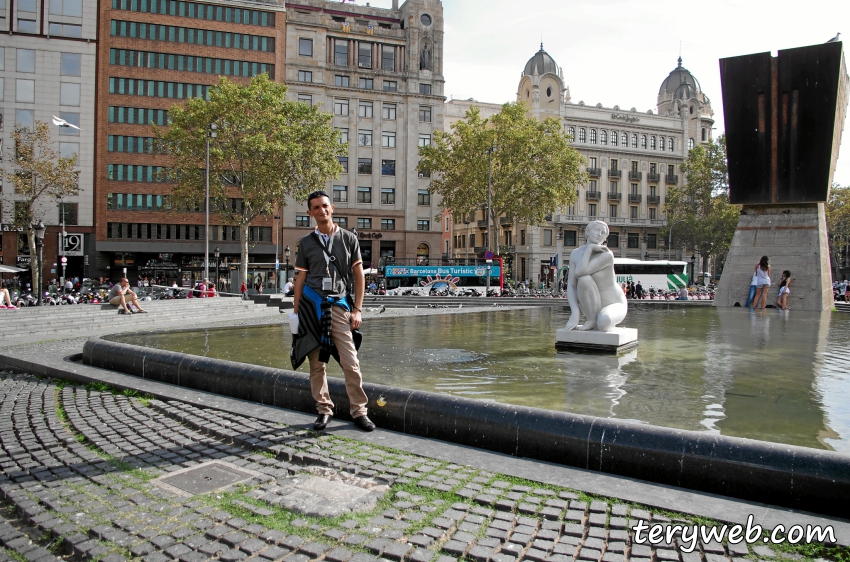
<box><xmin>353</xmin><ymin>415</ymin><xmax>376</xmax><ymax>432</ymax></box>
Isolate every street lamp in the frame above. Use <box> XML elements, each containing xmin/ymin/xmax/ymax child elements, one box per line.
<box><xmin>485</xmin><ymin>146</ymin><xmax>496</xmax><ymax>294</ymax></box>
<box><xmin>56</xmin><ymin>195</ymin><xmax>67</xmax><ymax>285</ymax></box>
<box><xmin>34</xmin><ymin>220</ymin><xmax>46</xmax><ymax>306</ymax></box>
<box><xmin>205</xmin><ymin>123</ymin><xmax>217</xmax><ymax>285</ymax></box>
<box><xmin>284</xmin><ymin>246</ymin><xmax>291</xmax><ymax>284</ymax></box>
<box><xmin>214</xmin><ymin>246</ymin><xmax>220</xmax><ymax>293</ymax></box>
<box><xmin>463</xmin><ymin>218</ymin><xmax>471</xmax><ymax>265</ymax></box>
<box><xmin>273</xmin><ymin>214</ymin><xmax>281</xmax><ymax>292</ymax></box>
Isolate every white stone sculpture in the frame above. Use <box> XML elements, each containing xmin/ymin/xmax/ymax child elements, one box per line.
<box><xmin>557</xmin><ymin>220</ymin><xmax>636</xmax><ymax>352</ymax></box>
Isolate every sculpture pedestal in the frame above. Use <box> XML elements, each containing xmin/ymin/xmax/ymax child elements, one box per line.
<box><xmin>555</xmin><ymin>327</ymin><xmax>638</xmax><ymax>354</ymax></box>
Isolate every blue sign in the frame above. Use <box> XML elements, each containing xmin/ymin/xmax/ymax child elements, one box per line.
<box><xmin>385</xmin><ymin>265</ymin><xmax>501</xmax><ymax>278</ymax></box>
<box><xmin>484</xmin><ymin>250</ymin><xmax>494</xmax><ymax>259</ymax></box>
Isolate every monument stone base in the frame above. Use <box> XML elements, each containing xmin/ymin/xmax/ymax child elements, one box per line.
<box><xmin>714</xmin><ymin>204</ymin><xmax>833</xmax><ymax>311</ymax></box>
<box><xmin>555</xmin><ymin>327</ymin><xmax>638</xmax><ymax>354</ymax></box>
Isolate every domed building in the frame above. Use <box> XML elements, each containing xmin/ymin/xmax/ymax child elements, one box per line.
<box><xmin>449</xmin><ymin>46</ymin><xmax>717</xmax><ymax>286</ymax></box>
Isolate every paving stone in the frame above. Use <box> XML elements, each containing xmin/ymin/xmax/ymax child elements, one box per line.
<box><xmin>467</xmin><ymin>545</ymin><xmax>495</xmax><ymax>562</ymax></box>
<box><xmin>409</xmin><ymin>548</ymin><xmax>436</xmax><ymax>562</ymax></box>
<box><xmin>165</xmin><ymin>543</ymin><xmax>193</xmax><ymax>559</ymax></box>
<box><xmin>492</xmin><ymin>554</ymin><xmax>516</xmax><ymax>562</ymax></box>
<box><xmin>656</xmin><ymin>548</ymin><xmax>680</xmax><ymax>561</ymax></box>
<box><xmin>442</xmin><ymin>541</ymin><xmax>469</xmax><ymax>556</ymax></box>
<box><xmin>382</xmin><ymin>542</ymin><xmax>414</xmax><ymax>561</ymax></box>
<box><xmin>348</xmin><ymin>553</ymin><xmax>379</xmax><ymax>562</ymax></box>
<box><xmin>523</xmin><ymin>548</ymin><xmax>548</xmax><ymax>562</ymax></box>
<box><xmin>300</xmin><ymin>542</ymin><xmax>332</xmax><ymax>558</ymax></box>
<box><xmin>408</xmin><ymin>535</ymin><xmax>434</xmax><ymax>547</ymax></box>
<box><xmin>576</xmin><ymin>548</ymin><xmax>601</xmax><ymax>561</ymax></box>
<box><xmin>261</xmin><ymin>546</ymin><xmax>292</xmax><ymax>561</ymax></box>
<box><xmin>240</xmin><ymin>538</ymin><xmax>269</xmax><ymax>554</ymax></box>
<box><xmin>260</xmin><ymin>530</ymin><xmax>287</xmax><ymax>544</ymax></box>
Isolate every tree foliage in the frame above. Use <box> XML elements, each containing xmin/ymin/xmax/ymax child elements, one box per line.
<box><xmin>417</xmin><ymin>103</ymin><xmax>586</xmax><ymax>234</ymax></box>
<box><xmin>826</xmin><ymin>183</ymin><xmax>850</xmax><ymax>281</ymax></box>
<box><xmin>0</xmin><ymin>121</ymin><xmax>79</xmax><ymax>294</ymax></box>
<box><xmin>154</xmin><ymin>74</ymin><xmax>346</xmax><ymax>284</ymax></box>
<box><xmin>663</xmin><ymin>136</ymin><xmax>739</xmax><ymax>270</ymax></box>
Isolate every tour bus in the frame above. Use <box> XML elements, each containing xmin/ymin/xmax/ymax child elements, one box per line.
<box><xmin>610</xmin><ymin>259</ymin><xmax>689</xmax><ymax>291</ymax></box>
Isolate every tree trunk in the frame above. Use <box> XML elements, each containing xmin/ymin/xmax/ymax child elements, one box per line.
<box><xmin>240</xmin><ymin>222</ymin><xmax>250</xmax><ymax>288</ymax></box>
<box><xmin>27</xmin><ymin>229</ymin><xmax>39</xmax><ymax>300</ymax></box>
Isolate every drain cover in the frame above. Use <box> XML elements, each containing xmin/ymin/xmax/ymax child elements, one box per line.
<box><xmin>154</xmin><ymin>461</ymin><xmax>259</xmax><ymax>496</ymax></box>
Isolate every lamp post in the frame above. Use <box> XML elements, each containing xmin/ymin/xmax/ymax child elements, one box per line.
<box><xmin>284</xmin><ymin>246</ymin><xmax>291</xmax><ymax>284</ymax></box>
<box><xmin>273</xmin><ymin>214</ymin><xmax>281</xmax><ymax>292</ymax></box>
<box><xmin>214</xmin><ymin>246</ymin><xmax>220</xmax><ymax>293</ymax></box>
<box><xmin>463</xmin><ymin>218</ymin><xmax>471</xmax><ymax>265</ymax></box>
<box><xmin>56</xmin><ymin>195</ymin><xmax>67</xmax><ymax>286</ymax></box>
<box><xmin>34</xmin><ymin>220</ymin><xmax>46</xmax><ymax>306</ymax></box>
<box><xmin>485</xmin><ymin>146</ymin><xmax>496</xmax><ymax>294</ymax></box>
<box><xmin>205</xmin><ymin>123</ymin><xmax>217</xmax><ymax>285</ymax></box>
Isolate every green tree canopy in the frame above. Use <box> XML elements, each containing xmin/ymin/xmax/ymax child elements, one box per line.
<box><xmin>154</xmin><ymin>74</ymin><xmax>346</xmax><ymax>284</ymax></box>
<box><xmin>417</xmin><ymin>103</ymin><xmax>586</xmax><ymax>233</ymax></box>
<box><xmin>663</xmin><ymin>136</ymin><xmax>739</xmax><ymax>272</ymax></box>
<box><xmin>1</xmin><ymin>121</ymin><xmax>79</xmax><ymax>295</ymax></box>
<box><xmin>826</xmin><ymin>183</ymin><xmax>850</xmax><ymax>281</ymax></box>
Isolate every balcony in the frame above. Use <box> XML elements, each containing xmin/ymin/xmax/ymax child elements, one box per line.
<box><xmin>478</xmin><ymin>219</ymin><xmax>488</xmax><ymax>228</ymax></box>
<box><xmin>556</xmin><ymin>215</ymin><xmax>584</xmax><ymax>223</ymax></box>
<box><xmin>587</xmin><ymin>168</ymin><xmax>601</xmax><ymax>177</ymax></box>
<box><xmin>628</xmin><ymin>194</ymin><xmax>642</xmax><ymax>203</ymax></box>
<box><xmin>500</xmin><ymin>216</ymin><xmax>514</xmax><ymax>225</ymax></box>
<box><xmin>586</xmin><ymin>191</ymin><xmax>601</xmax><ymax>201</ymax></box>
<box><xmin>608</xmin><ymin>169</ymin><xmax>622</xmax><ymax>178</ymax></box>
<box><xmin>607</xmin><ymin>192</ymin><xmax>621</xmax><ymax>201</ymax></box>
<box><xmin>650</xmin><ymin>219</ymin><xmax>666</xmax><ymax>225</ymax></box>
<box><xmin>647</xmin><ymin>173</ymin><xmax>661</xmax><ymax>182</ymax></box>
<box><xmin>605</xmin><ymin>217</ymin><xmax>626</xmax><ymax>224</ymax></box>
<box><xmin>665</xmin><ymin>174</ymin><xmax>679</xmax><ymax>184</ymax></box>
<box><xmin>647</xmin><ymin>195</ymin><xmax>661</xmax><ymax>204</ymax></box>
<box><xmin>629</xmin><ymin>171</ymin><xmax>642</xmax><ymax>181</ymax></box>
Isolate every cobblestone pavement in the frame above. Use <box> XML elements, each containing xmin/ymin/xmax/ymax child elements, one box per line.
<box><xmin>0</xmin><ymin>372</ymin><xmax>820</xmax><ymax>562</ymax></box>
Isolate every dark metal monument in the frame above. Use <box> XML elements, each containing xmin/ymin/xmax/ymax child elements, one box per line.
<box><xmin>715</xmin><ymin>42</ymin><xmax>848</xmax><ymax>310</ymax></box>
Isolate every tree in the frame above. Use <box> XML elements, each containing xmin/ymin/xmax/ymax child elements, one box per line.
<box><xmin>154</xmin><ymin>74</ymin><xmax>346</xmax><ymax>286</ymax></box>
<box><xmin>826</xmin><ymin>183</ymin><xmax>850</xmax><ymax>281</ymax></box>
<box><xmin>663</xmin><ymin>136</ymin><xmax>739</xmax><ymax>274</ymax></box>
<box><xmin>0</xmin><ymin>121</ymin><xmax>79</xmax><ymax>296</ymax></box>
<box><xmin>417</xmin><ymin>103</ymin><xmax>586</xmax><ymax>239</ymax></box>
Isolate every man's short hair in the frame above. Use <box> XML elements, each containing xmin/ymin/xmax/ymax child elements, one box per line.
<box><xmin>306</xmin><ymin>190</ymin><xmax>330</xmax><ymax>208</ymax></box>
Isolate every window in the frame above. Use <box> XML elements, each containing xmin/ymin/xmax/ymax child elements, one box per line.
<box><xmin>358</xmin><ymin>130</ymin><xmax>372</xmax><ymax>146</ymax></box>
<box><xmin>18</xmin><ymin>0</ymin><xmax>36</xmax><ymax>11</ymax></box>
<box><xmin>609</xmin><ymin>204</ymin><xmax>618</xmax><ymax>218</ymax></box>
<box><xmin>358</xmin><ymin>158</ymin><xmax>372</xmax><ymax>174</ymax></box>
<box><xmin>59</xmin><ymin>112</ymin><xmax>80</xmax><ymax>136</ymax></box>
<box><xmin>631</xmin><ymin>183</ymin><xmax>638</xmax><ymax>195</ymax></box>
<box><xmin>650</xmin><ymin>185</ymin><xmax>656</xmax><ymax>197</ymax></box>
<box><xmin>298</xmin><ymin>70</ymin><xmax>313</xmax><ymax>82</ymax></box>
<box><xmin>358</xmin><ymin>42</ymin><xmax>372</xmax><ymax>68</ymax></box>
<box><xmin>359</xmin><ymin>78</ymin><xmax>373</xmax><ymax>89</ymax></box>
<box><xmin>381</xmin><ymin>131</ymin><xmax>396</xmax><ymax>148</ymax></box>
<box><xmin>381</xmin><ymin>218</ymin><xmax>395</xmax><ymax>230</ymax></box>
<box><xmin>520</xmin><ymin>230</ymin><xmax>525</xmax><ymax>245</ymax></box>
<box><xmin>333</xmin><ymin>185</ymin><xmax>348</xmax><ymax>203</ymax></box>
<box><xmin>607</xmin><ymin>233</ymin><xmax>619</xmax><ymax>247</ymax></box>
<box><xmin>296</xmin><ymin>215</ymin><xmax>310</xmax><ymax>227</ymax></box>
<box><xmin>641</xmin><ymin>135</ymin><xmax>647</xmax><ymax>149</ymax></box>
<box><xmin>649</xmin><ymin>163</ymin><xmax>657</xmax><ymax>175</ymax></box>
<box><xmin>52</xmin><ymin>0</ymin><xmax>82</xmax><ymax>15</ymax></box>
<box><xmin>59</xmin><ymin>142</ymin><xmax>79</xmax><ymax>159</ymax></box>
<box><xmin>334</xmin><ymin>41</ymin><xmax>348</xmax><ymax>66</ymax></box>
<box><xmin>650</xmin><ymin>136</ymin><xmax>657</xmax><ymax>150</ymax></box>
<box><xmin>668</xmin><ymin>138</ymin><xmax>674</xmax><ymax>151</ymax></box>
<box><xmin>418</xmin><ymin>134</ymin><xmax>431</xmax><ymax>147</ymax></box>
<box><xmin>702</xmin><ymin>127</ymin><xmax>707</xmax><ymax>142</ymax></box>
<box><xmin>544</xmin><ymin>230</ymin><xmax>553</xmax><ymax>246</ymax></box>
<box><xmin>470</xmin><ymin>233</ymin><xmax>476</xmax><ymax>247</ymax></box>
<box><xmin>357</xmin><ymin>218</ymin><xmax>372</xmax><ymax>229</ymax></box>
<box><xmin>382</xmin><ymin>45</ymin><xmax>395</xmax><ymax>71</ymax></box>
<box><xmin>649</xmin><ymin>208</ymin><xmax>656</xmax><ymax>220</ymax></box>
<box><xmin>567</xmin><ymin>126</ymin><xmax>575</xmax><ymax>141</ymax></box>
<box><xmin>609</xmin><ymin>181</ymin><xmax>617</xmax><ymax>193</ymax></box>
<box><xmin>578</xmin><ymin>128</ymin><xmax>586</xmax><ymax>143</ymax></box>
<box><xmin>381</xmin><ymin>188</ymin><xmax>395</xmax><ymax>204</ymax></box>
<box><xmin>418</xmin><ymin>162</ymin><xmax>430</xmax><ymax>178</ymax></box>
<box><xmin>49</xmin><ymin>23</ymin><xmax>82</xmax><ymax>37</ymax></box>
<box><xmin>600</xmin><ymin>130</ymin><xmax>607</xmax><ymax>145</ymax></box>
<box><xmin>17</xmin><ymin>49</ymin><xmax>35</xmax><ymax>73</ymax></box>
<box><xmin>335</xmin><ymin>75</ymin><xmax>350</xmax><ymax>87</ymax></box>
<box><xmin>334</xmin><ymin>98</ymin><xmax>349</xmax><ymax>115</ymax></box>
<box><xmin>16</xmin><ymin>79</ymin><xmax>35</xmax><ymax>103</ymax></box>
<box><xmin>628</xmin><ymin>232</ymin><xmax>639</xmax><ymax>248</ymax></box>
<box><xmin>564</xmin><ymin>231</ymin><xmax>577</xmax><ymax>246</ymax></box>
<box><xmin>659</xmin><ymin>137</ymin><xmax>665</xmax><ymax>151</ymax></box>
<box><xmin>337</xmin><ymin>128</ymin><xmax>349</xmax><ymax>144</ymax></box>
<box><xmin>359</xmin><ymin>101</ymin><xmax>373</xmax><ymax>118</ymax></box>
<box><xmin>590</xmin><ymin>180</ymin><xmax>598</xmax><ymax>192</ymax></box>
<box><xmin>299</xmin><ymin>38</ymin><xmax>313</xmax><ymax>56</ymax></box>
<box><xmin>631</xmin><ymin>134</ymin><xmax>638</xmax><ymax>148</ymax></box>
<box><xmin>417</xmin><ymin>220</ymin><xmax>430</xmax><ymax>231</ymax></box>
<box><xmin>668</xmin><ymin>164</ymin><xmax>676</xmax><ymax>176</ymax></box>
<box><xmin>610</xmin><ymin>131</ymin><xmax>618</xmax><ymax>147</ymax></box>
<box><xmin>357</xmin><ymin>187</ymin><xmax>372</xmax><ymax>203</ymax></box>
<box><xmin>18</xmin><ymin>20</ymin><xmax>37</xmax><ymax>33</ymax></box>
<box><xmin>589</xmin><ymin>157</ymin><xmax>597</xmax><ymax>168</ymax></box>
<box><xmin>589</xmin><ymin>129</ymin><xmax>597</xmax><ymax>144</ymax></box>
<box><xmin>621</xmin><ymin>133</ymin><xmax>628</xmax><ymax>146</ymax></box>
<box><xmin>418</xmin><ymin>189</ymin><xmax>430</xmax><ymax>205</ymax></box>
<box><xmin>647</xmin><ymin>234</ymin><xmax>657</xmax><ymax>249</ymax></box>
<box><xmin>419</xmin><ymin>106</ymin><xmax>432</xmax><ymax>122</ymax></box>
<box><xmin>588</xmin><ymin>204</ymin><xmax>597</xmax><ymax>217</ymax></box>
<box><xmin>334</xmin><ymin>217</ymin><xmax>348</xmax><ymax>228</ymax></box>
<box><xmin>688</xmin><ymin>138</ymin><xmax>695</xmax><ymax>150</ymax></box>
<box><xmin>631</xmin><ymin>160</ymin><xmax>639</xmax><ymax>173</ymax></box>
<box><xmin>61</xmin><ymin>53</ymin><xmax>81</xmax><ymax>76</ymax></box>
<box><xmin>383</xmin><ymin>81</ymin><xmax>397</xmax><ymax>92</ymax></box>
<box><xmin>419</xmin><ymin>83</ymin><xmax>432</xmax><ymax>95</ymax></box>
<box><xmin>297</xmin><ymin>93</ymin><xmax>312</xmax><ymax>106</ymax></box>
<box><xmin>381</xmin><ymin>160</ymin><xmax>396</xmax><ymax>176</ymax></box>
<box><xmin>610</xmin><ymin>159</ymin><xmax>618</xmax><ymax>171</ymax></box>
<box><xmin>382</xmin><ymin>103</ymin><xmax>396</xmax><ymax>120</ymax></box>
<box><xmin>58</xmin><ymin>203</ymin><xmax>79</xmax><ymax>225</ymax></box>
<box><xmin>630</xmin><ymin>206</ymin><xmax>638</xmax><ymax>219</ymax></box>
<box><xmin>338</xmin><ymin>156</ymin><xmax>348</xmax><ymax>172</ymax></box>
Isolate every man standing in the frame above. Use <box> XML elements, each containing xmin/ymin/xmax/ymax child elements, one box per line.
<box><xmin>291</xmin><ymin>191</ymin><xmax>374</xmax><ymax>432</ymax></box>
<box><xmin>108</xmin><ymin>278</ymin><xmax>148</xmax><ymax>314</ymax></box>
<box><xmin>635</xmin><ymin>280</ymin><xmax>644</xmax><ymax>300</ymax></box>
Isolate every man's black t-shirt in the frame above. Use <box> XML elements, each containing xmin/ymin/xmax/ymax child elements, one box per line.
<box><xmin>294</xmin><ymin>226</ymin><xmax>362</xmax><ymax>299</ymax></box>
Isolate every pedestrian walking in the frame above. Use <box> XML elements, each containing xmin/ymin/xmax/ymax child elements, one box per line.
<box><xmin>753</xmin><ymin>255</ymin><xmax>771</xmax><ymax>310</ymax></box>
<box><xmin>291</xmin><ymin>190</ymin><xmax>374</xmax><ymax>433</ymax></box>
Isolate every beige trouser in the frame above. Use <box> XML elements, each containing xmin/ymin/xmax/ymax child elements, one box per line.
<box><xmin>308</xmin><ymin>305</ymin><xmax>368</xmax><ymax>418</ymax></box>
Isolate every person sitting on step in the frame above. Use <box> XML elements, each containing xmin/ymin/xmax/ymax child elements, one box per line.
<box><xmin>107</xmin><ymin>278</ymin><xmax>148</xmax><ymax>314</ymax></box>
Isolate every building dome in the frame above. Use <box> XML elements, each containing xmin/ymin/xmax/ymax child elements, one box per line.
<box><xmin>658</xmin><ymin>57</ymin><xmax>702</xmax><ymax>99</ymax></box>
<box><xmin>523</xmin><ymin>43</ymin><xmax>558</xmax><ymax>76</ymax></box>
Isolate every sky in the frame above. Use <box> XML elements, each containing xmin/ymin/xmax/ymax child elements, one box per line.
<box><xmin>355</xmin><ymin>0</ymin><xmax>850</xmax><ymax>186</ymax></box>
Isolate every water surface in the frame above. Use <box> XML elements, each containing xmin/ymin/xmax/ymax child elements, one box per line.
<box><xmin>117</xmin><ymin>306</ymin><xmax>850</xmax><ymax>453</ymax></box>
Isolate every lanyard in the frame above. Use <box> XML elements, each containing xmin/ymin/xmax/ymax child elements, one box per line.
<box><xmin>314</xmin><ymin>226</ymin><xmax>337</xmax><ymax>277</ymax></box>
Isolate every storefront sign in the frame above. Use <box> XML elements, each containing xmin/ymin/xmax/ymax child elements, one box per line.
<box><xmin>385</xmin><ymin>265</ymin><xmax>501</xmax><ymax>278</ymax></box>
<box><xmin>60</xmin><ymin>233</ymin><xmax>84</xmax><ymax>256</ymax></box>
<box><xmin>17</xmin><ymin>256</ymin><xmax>32</xmax><ymax>265</ymax></box>
<box><xmin>1</xmin><ymin>224</ymin><xmax>24</xmax><ymax>232</ymax></box>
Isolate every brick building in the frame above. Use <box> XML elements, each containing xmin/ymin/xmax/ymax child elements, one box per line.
<box><xmin>94</xmin><ymin>0</ymin><xmax>286</xmax><ymax>288</ymax></box>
